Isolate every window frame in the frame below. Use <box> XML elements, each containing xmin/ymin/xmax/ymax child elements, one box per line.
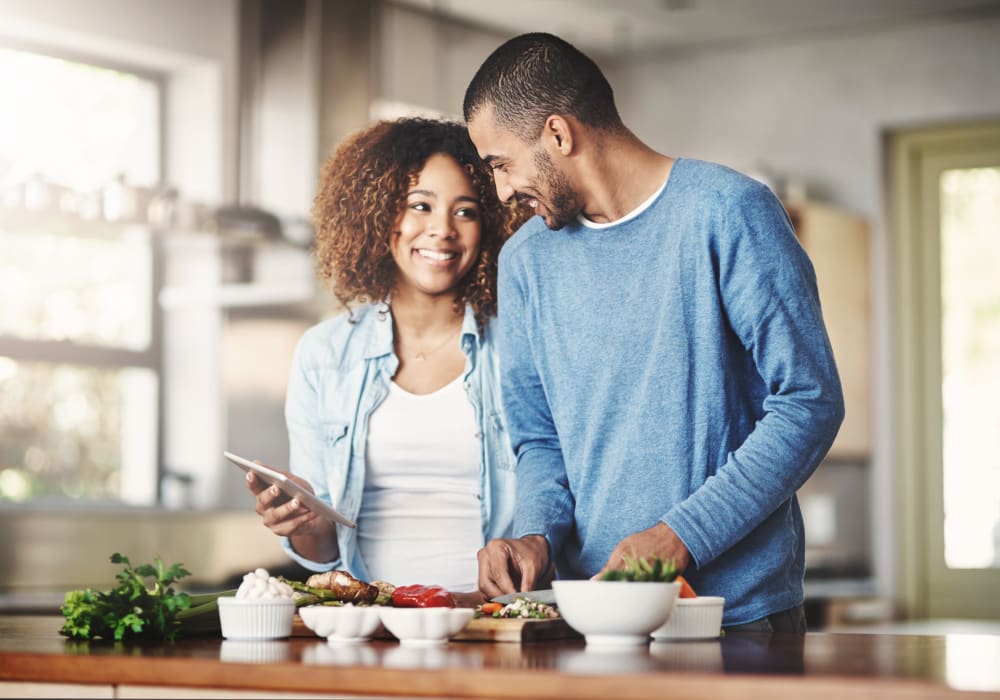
<box><xmin>0</xmin><ymin>43</ymin><xmax>167</xmax><ymax>506</ymax></box>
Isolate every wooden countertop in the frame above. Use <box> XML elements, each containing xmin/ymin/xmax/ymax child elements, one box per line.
<box><xmin>2</xmin><ymin>615</ymin><xmax>999</xmax><ymax>699</ymax></box>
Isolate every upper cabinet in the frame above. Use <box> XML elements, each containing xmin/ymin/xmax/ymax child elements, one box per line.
<box><xmin>787</xmin><ymin>202</ymin><xmax>872</xmax><ymax>459</ymax></box>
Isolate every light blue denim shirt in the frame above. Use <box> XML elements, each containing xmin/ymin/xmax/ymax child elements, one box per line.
<box><xmin>280</xmin><ymin>302</ymin><xmax>516</xmax><ymax>581</ymax></box>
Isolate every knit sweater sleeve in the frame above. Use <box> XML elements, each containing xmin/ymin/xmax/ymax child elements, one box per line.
<box><xmin>497</xmin><ymin>241</ymin><xmax>576</xmax><ymax>555</ymax></box>
<box><xmin>662</xmin><ymin>184</ymin><xmax>845</xmax><ymax>568</ymax></box>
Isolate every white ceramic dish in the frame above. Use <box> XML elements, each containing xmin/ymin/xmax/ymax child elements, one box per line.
<box><xmin>298</xmin><ymin>603</ymin><xmax>384</xmax><ymax>643</ymax></box>
<box><xmin>217</xmin><ymin>597</ymin><xmax>296</xmax><ymax>640</ymax></box>
<box><xmin>651</xmin><ymin>596</ymin><xmax>725</xmax><ymax>641</ymax></box>
<box><xmin>378</xmin><ymin>607</ymin><xmax>474</xmax><ymax>646</ymax></box>
<box><xmin>552</xmin><ymin>579</ymin><xmax>680</xmax><ymax>646</ymax></box>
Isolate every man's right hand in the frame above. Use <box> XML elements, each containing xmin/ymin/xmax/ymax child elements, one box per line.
<box><xmin>477</xmin><ymin>535</ymin><xmax>551</xmax><ymax>599</ymax></box>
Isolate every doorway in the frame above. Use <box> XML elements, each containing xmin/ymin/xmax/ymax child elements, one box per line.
<box><xmin>891</xmin><ymin>121</ymin><xmax>1000</xmax><ymax>619</ymax></box>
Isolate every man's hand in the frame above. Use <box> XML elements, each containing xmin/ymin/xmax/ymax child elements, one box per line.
<box><xmin>594</xmin><ymin>522</ymin><xmax>691</xmax><ymax>578</ymax></box>
<box><xmin>477</xmin><ymin>535</ymin><xmax>552</xmax><ymax>599</ymax></box>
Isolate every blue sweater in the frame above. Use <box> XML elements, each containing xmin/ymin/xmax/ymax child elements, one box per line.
<box><xmin>497</xmin><ymin>158</ymin><xmax>844</xmax><ymax>625</ymax></box>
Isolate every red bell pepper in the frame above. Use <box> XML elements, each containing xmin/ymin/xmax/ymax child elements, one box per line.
<box><xmin>390</xmin><ymin>584</ymin><xmax>456</xmax><ymax>608</ymax></box>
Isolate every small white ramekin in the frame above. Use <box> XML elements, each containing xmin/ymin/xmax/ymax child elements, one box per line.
<box><xmin>217</xmin><ymin>597</ymin><xmax>296</xmax><ymax>640</ymax></box>
<box><xmin>651</xmin><ymin>596</ymin><xmax>725</xmax><ymax>641</ymax></box>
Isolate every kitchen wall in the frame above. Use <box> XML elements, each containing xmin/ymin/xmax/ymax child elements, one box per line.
<box><xmin>3</xmin><ymin>0</ymin><xmax>999</xmax><ymax>606</ymax></box>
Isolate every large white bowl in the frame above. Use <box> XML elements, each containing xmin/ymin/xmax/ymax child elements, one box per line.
<box><xmin>298</xmin><ymin>603</ymin><xmax>384</xmax><ymax>643</ymax></box>
<box><xmin>378</xmin><ymin>607</ymin><xmax>474</xmax><ymax>646</ymax></box>
<box><xmin>217</xmin><ymin>597</ymin><xmax>296</xmax><ymax>640</ymax></box>
<box><xmin>552</xmin><ymin>580</ymin><xmax>680</xmax><ymax>646</ymax></box>
<box><xmin>651</xmin><ymin>596</ymin><xmax>725</xmax><ymax>641</ymax></box>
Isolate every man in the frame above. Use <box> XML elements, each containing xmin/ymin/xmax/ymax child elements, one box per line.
<box><xmin>464</xmin><ymin>33</ymin><xmax>844</xmax><ymax>632</ymax></box>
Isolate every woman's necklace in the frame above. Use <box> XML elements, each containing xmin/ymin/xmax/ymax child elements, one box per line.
<box><xmin>399</xmin><ymin>326</ymin><xmax>461</xmax><ymax>361</ymax></box>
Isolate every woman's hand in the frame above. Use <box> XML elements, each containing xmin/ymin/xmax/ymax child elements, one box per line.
<box><xmin>245</xmin><ymin>465</ymin><xmax>332</xmax><ymax>539</ymax></box>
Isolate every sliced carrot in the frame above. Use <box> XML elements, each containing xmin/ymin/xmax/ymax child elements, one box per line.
<box><xmin>676</xmin><ymin>575</ymin><xmax>697</xmax><ymax>598</ymax></box>
<box><xmin>480</xmin><ymin>602</ymin><xmax>504</xmax><ymax>615</ymax></box>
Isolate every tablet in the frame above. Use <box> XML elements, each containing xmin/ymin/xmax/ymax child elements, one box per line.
<box><xmin>225</xmin><ymin>451</ymin><xmax>356</xmax><ymax>528</ymax></box>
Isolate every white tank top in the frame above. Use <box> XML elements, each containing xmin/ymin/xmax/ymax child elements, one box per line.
<box><xmin>359</xmin><ymin>375</ymin><xmax>483</xmax><ymax>591</ymax></box>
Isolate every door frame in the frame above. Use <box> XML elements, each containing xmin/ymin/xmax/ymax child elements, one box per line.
<box><xmin>890</xmin><ymin>120</ymin><xmax>1000</xmax><ymax>619</ymax></box>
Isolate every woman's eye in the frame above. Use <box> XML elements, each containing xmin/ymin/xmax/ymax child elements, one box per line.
<box><xmin>409</xmin><ymin>202</ymin><xmax>430</xmax><ymax>212</ymax></box>
<box><xmin>456</xmin><ymin>207</ymin><xmax>480</xmax><ymax>220</ymax></box>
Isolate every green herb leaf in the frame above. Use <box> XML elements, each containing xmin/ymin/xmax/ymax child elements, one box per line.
<box><xmin>598</xmin><ymin>553</ymin><xmax>678</xmax><ymax>583</ymax></box>
<box><xmin>59</xmin><ymin>553</ymin><xmax>195</xmax><ymax>642</ymax></box>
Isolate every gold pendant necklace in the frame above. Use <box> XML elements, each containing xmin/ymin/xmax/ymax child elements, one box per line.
<box><xmin>405</xmin><ymin>327</ymin><xmax>461</xmax><ymax>361</ymax></box>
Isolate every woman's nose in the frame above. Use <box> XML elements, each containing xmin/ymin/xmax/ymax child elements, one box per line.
<box><xmin>427</xmin><ymin>211</ymin><xmax>454</xmax><ymax>238</ymax></box>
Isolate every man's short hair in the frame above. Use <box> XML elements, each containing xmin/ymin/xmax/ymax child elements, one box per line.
<box><xmin>463</xmin><ymin>32</ymin><xmax>624</xmax><ymax>142</ymax></box>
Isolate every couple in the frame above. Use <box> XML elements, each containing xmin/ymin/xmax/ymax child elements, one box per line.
<box><xmin>246</xmin><ymin>33</ymin><xmax>844</xmax><ymax>633</ymax></box>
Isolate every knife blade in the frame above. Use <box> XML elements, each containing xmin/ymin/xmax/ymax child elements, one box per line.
<box><xmin>490</xmin><ymin>589</ymin><xmax>557</xmax><ymax>606</ymax></box>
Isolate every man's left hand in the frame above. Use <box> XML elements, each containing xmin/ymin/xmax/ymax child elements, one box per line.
<box><xmin>593</xmin><ymin>522</ymin><xmax>691</xmax><ymax>578</ymax></box>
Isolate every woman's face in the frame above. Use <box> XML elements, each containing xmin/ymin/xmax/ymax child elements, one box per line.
<box><xmin>390</xmin><ymin>153</ymin><xmax>483</xmax><ymax>300</ymax></box>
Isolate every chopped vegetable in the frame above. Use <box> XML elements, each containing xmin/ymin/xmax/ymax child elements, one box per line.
<box><xmin>598</xmin><ymin>553</ymin><xmax>678</xmax><ymax>583</ymax></box>
<box><xmin>60</xmin><ymin>553</ymin><xmax>194</xmax><ymax>642</ymax></box>
<box><xmin>676</xmin><ymin>575</ymin><xmax>697</xmax><ymax>598</ymax></box>
<box><xmin>479</xmin><ymin>602</ymin><xmax>504</xmax><ymax>616</ymax></box>
<box><xmin>390</xmin><ymin>584</ymin><xmax>456</xmax><ymax>608</ymax></box>
<box><xmin>479</xmin><ymin>596</ymin><xmax>559</xmax><ymax>619</ymax></box>
<box><xmin>235</xmin><ymin>568</ymin><xmax>299</xmax><ymax>600</ymax></box>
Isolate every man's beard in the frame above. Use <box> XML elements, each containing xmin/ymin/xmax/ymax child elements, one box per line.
<box><xmin>531</xmin><ymin>147</ymin><xmax>581</xmax><ymax>230</ymax></box>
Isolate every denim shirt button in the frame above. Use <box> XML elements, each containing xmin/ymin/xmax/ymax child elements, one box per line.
<box><xmin>474</xmin><ymin>431</ymin><xmax>483</xmax><ymax>439</ymax></box>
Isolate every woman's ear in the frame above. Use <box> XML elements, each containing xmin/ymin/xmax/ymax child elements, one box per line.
<box><xmin>543</xmin><ymin>115</ymin><xmax>575</xmax><ymax>156</ymax></box>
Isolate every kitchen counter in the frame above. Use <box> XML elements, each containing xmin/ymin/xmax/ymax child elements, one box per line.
<box><xmin>2</xmin><ymin>615</ymin><xmax>999</xmax><ymax>699</ymax></box>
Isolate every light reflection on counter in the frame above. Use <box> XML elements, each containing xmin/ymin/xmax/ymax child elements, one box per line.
<box><xmin>946</xmin><ymin>634</ymin><xmax>1000</xmax><ymax>692</ymax></box>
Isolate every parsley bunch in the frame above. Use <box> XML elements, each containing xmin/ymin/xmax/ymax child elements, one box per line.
<box><xmin>60</xmin><ymin>553</ymin><xmax>193</xmax><ymax>642</ymax></box>
<box><xmin>599</xmin><ymin>553</ymin><xmax>678</xmax><ymax>583</ymax></box>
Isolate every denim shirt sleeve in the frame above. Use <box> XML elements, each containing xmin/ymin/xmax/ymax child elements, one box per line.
<box><xmin>279</xmin><ymin>328</ymin><xmax>346</xmax><ymax>573</ymax></box>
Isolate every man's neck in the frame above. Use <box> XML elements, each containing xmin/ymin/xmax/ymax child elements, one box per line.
<box><xmin>577</xmin><ymin>132</ymin><xmax>674</xmax><ymax>224</ymax></box>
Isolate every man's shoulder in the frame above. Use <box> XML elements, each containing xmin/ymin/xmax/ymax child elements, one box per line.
<box><xmin>674</xmin><ymin>158</ymin><xmax>770</xmax><ymax>201</ymax></box>
<box><xmin>499</xmin><ymin>215</ymin><xmax>551</xmax><ymax>263</ymax></box>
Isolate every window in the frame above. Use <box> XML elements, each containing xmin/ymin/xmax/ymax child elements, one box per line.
<box><xmin>0</xmin><ymin>47</ymin><xmax>161</xmax><ymax>505</ymax></box>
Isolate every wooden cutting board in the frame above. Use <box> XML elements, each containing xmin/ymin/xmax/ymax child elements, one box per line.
<box><xmin>452</xmin><ymin>616</ymin><xmax>580</xmax><ymax>643</ymax></box>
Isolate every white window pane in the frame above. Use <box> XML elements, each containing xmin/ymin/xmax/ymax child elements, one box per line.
<box><xmin>940</xmin><ymin>167</ymin><xmax>1000</xmax><ymax>569</ymax></box>
<box><xmin>0</xmin><ymin>47</ymin><xmax>159</xmax><ymax>193</ymax></box>
<box><xmin>0</xmin><ymin>359</ymin><xmax>157</xmax><ymax>504</ymax></box>
<box><xmin>0</xmin><ymin>223</ymin><xmax>152</xmax><ymax>350</ymax></box>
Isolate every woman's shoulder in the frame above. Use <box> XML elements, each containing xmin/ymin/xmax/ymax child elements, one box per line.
<box><xmin>295</xmin><ymin>303</ymin><xmax>389</xmax><ymax>368</ymax></box>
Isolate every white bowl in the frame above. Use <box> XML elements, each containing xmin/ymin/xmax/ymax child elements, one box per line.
<box><xmin>552</xmin><ymin>580</ymin><xmax>680</xmax><ymax>646</ymax></box>
<box><xmin>298</xmin><ymin>603</ymin><xmax>384</xmax><ymax>643</ymax></box>
<box><xmin>651</xmin><ymin>596</ymin><xmax>725</xmax><ymax>641</ymax></box>
<box><xmin>378</xmin><ymin>607</ymin><xmax>474</xmax><ymax>646</ymax></box>
<box><xmin>217</xmin><ymin>597</ymin><xmax>296</xmax><ymax>640</ymax></box>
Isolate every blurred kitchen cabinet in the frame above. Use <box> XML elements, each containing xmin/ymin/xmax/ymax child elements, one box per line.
<box><xmin>787</xmin><ymin>201</ymin><xmax>872</xmax><ymax>459</ymax></box>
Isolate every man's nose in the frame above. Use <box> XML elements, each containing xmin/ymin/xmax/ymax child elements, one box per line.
<box><xmin>494</xmin><ymin>172</ymin><xmax>515</xmax><ymax>203</ymax></box>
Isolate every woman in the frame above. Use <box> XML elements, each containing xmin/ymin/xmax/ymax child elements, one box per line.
<box><xmin>246</xmin><ymin>118</ymin><xmax>527</xmax><ymax>602</ymax></box>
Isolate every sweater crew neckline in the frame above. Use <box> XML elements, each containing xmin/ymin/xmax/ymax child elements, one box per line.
<box><xmin>578</xmin><ymin>160</ymin><xmax>678</xmax><ymax>230</ymax></box>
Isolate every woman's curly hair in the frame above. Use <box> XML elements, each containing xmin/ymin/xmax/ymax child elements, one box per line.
<box><xmin>312</xmin><ymin>117</ymin><xmax>528</xmax><ymax>326</ymax></box>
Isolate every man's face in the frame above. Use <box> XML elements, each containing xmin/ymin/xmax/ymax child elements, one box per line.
<box><xmin>468</xmin><ymin>107</ymin><xmax>582</xmax><ymax>230</ymax></box>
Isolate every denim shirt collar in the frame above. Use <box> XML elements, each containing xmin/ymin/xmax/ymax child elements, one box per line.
<box><xmin>361</xmin><ymin>301</ymin><xmax>482</xmax><ymax>362</ymax></box>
